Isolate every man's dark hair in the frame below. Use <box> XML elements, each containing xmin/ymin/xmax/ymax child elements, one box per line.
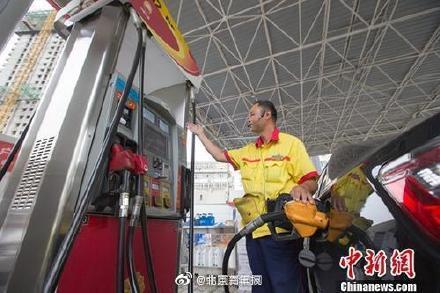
<box><xmin>253</xmin><ymin>100</ymin><xmax>277</xmax><ymax>122</ymax></box>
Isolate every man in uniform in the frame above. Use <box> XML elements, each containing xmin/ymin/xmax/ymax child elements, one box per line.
<box><xmin>187</xmin><ymin>100</ymin><xmax>318</xmax><ymax>292</ymax></box>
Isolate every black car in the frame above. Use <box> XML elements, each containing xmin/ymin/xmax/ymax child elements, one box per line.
<box><xmin>311</xmin><ymin>112</ymin><xmax>440</xmax><ymax>293</ymax></box>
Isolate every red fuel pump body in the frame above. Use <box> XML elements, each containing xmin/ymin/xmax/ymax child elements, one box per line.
<box><xmin>58</xmin><ymin>215</ymin><xmax>180</xmax><ymax>293</ymax></box>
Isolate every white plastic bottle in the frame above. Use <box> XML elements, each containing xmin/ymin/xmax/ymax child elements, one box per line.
<box><xmin>216</xmin><ymin>247</ymin><xmax>224</xmax><ymax>268</ymax></box>
<box><xmin>194</xmin><ymin>246</ymin><xmax>199</xmax><ymax>266</ymax></box>
<box><xmin>204</xmin><ymin>246</ymin><xmax>212</xmax><ymax>267</ymax></box>
<box><xmin>199</xmin><ymin>246</ymin><xmax>206</xmax><ymax>266</ymax></box>
<box><xmin>211</xmin><ymin>247</ymin><xmax>220</xmax><ymax>267</ymax></box>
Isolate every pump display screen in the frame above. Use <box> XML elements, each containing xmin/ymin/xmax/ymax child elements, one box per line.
<box><xmin>143</xmin><ymin>124</ymin><xmax>168</xmax><ymax>158</ymax></box>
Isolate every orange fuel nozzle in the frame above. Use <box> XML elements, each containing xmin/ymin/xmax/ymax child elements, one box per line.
<box><xmin>284</xmin><ymin>201</ymin><xmax>329</xmax><ymax>238</ymax></box>
<box><xmin>326</xmin><ymin>209</ymin><xmax>354</xmax><ymax>242</ymax></box>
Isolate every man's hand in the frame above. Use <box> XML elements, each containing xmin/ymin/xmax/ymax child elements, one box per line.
<box><xmin>290</xmin><ymin>185</ymin><xmax>315</xmax><ymax>204</ymax></box>
<box><xmin>187</xmin><ymin>123</ymin><xmax>204</xmax><ymax>136</ymax></box>
<box><xmin>186</xmin><ymin>122</ymin><xmax>227</xmax><ymax>162</ymax></box>
<box><xmin>330</xmin><ymin>193</ymin><xmax>347</xmax><ymax>212</ymax></box>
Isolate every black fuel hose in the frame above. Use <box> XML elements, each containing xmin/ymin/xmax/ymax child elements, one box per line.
<box><xmin>126</xmin><ymin>196</ymin><xmax>144</xmax><ymax>293</ymax></box>
<box><xmin>136</xmin><ymin>28</ymin><xmax>158</xmax><ymax>293</ymax></box>
<box><xmin>222</xmin><ymin>212</ymin><xmax>285</xmax><ymax>293</ymax></box>
<box><xmin>139</xmin><ymin>204</ymin><xmax>157</xmax><ymax>293</ymax></box>
<box><xmin>127</xmin><ymin>223</ymin><xmax>140</xmax><ymax>293</ymax></box>
<box><xmin>117</xmin><ymin>216</ymin><xmax>127</xmax><ymax>292</ymax></box>
<box><xmin>43</xmin><ymin>10</ymin><xmax>143</xmax><ymax>292</ymax></box>
<box><xmin>125</xmin><ymin>22</ymin><xmax>148</xmax><ymax>293</ymax></box>
<box><xmin>118</xmin><ymin>171</ymin><xmax>132</xmax><ymax>293</ymax></box>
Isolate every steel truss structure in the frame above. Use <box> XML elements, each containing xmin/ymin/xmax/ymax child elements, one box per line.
<box><xmin>163</xmin><ymin>0</ymin><xmax>440</xmax><ymax>155</ymax></box>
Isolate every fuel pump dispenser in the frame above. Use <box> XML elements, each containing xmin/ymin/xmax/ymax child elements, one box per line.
<box><xmin>0</xmin><ymin>2</ymin><xmax>200</xmax><ymax>292</ymax></box>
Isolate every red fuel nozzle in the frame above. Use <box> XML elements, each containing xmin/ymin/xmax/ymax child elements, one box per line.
<box><xmin>109</xmin><ymin>144</ymin><xmax>148</xmax><ymax>174</ymax></box>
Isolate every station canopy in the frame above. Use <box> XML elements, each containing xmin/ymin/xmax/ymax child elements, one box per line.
<box><xmin>164</xmin><ymin>0</ymin><xmax>440</xmax><ymax>155</ymax></box>
<box><xmin>37</xmin><ymin>0</ymin><xmax>440</xmax><ymax>155</ymax></box>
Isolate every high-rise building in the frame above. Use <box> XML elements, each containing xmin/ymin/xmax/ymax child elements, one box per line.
<box><xmin>0</xmin><ymin>10</ymin><xmax>64</xmax><ymax>137</ymax></box>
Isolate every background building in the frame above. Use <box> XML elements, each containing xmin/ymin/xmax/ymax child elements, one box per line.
<box><xmin>193</xmin><ymin>161</ymin><xmax>236</xmax><ymax>224</ymax></box>
<box><xmin>0</xmin><ymin>10</ymin><xmax>64</xmax><ymax>137</ymax></box>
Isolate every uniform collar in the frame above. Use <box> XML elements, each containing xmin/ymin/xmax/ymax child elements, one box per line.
<box><xmin>255</xmin><ymin>127</ymin><xmax>279</xmax><ymax>148</ymax></box>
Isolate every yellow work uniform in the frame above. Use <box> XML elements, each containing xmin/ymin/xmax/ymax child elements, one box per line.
<box><xmin>224</xmin><ymin>128</ymin><xmax>318</xmax><ymax>239</ymax></box>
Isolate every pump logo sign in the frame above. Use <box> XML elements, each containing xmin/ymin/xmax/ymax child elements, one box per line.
<box><xmin>130</xmin><ymin>0</ymin><xmax>201</xmax><ymax>85</ymax></box>
<box><xmin>175</xmin><ymin>272</ymin><xmax>192</xmax><ymax>286</ymax></box>
<box><xmin>0</xmin><ymin>135</ymin><xmax>16</xmax><ymax>171</ymax></box>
